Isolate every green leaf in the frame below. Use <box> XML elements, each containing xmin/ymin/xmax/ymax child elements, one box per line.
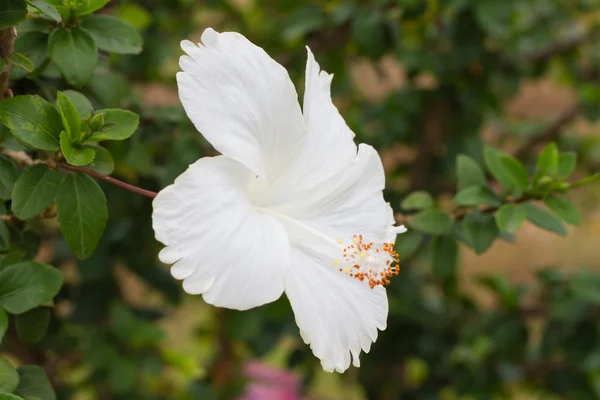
<box><xmin>462</xmin><ymin>212</ymin><xmax>499</xmax><ymax>255</ymax></box>
<box><xmin>7</xmin><ymin>53</ymin><xmax>33</xmax><ymax>73</ymax></box>
<box><xmin>56</xmin><ymin>92</ymin><xmax>81</xmax><ymax>138</ymax></box>
<box><xmin>0</xmin><ymin>156</ymin><xmax>18</xmax><ymax>200</ymax></box>
<box><xmin>56</xmin><ymin>173</ymin><xmax>107</xmax><ymax>259</ymax></box>
<box><xmin>525</xmin><ymin>203</ymin><xmax>567</xmax><ymax>236</ymax></box>
<box><xmin>60</xmin><ymin>131</ymin><xmax>95</xmax><ymax>166</ymax></box>
<box><xmin>0</xmin><ymin>0</ymin><xmax>27</xmax><ymax>30</ymax></box>
<box><xmin>495</xmin><ymin>204</ymin><xmax>527</xmax><ymax>233</ymax></box>
<box><xmin>401</xmin><ymin>191</ymin><xmax>434</xmax><ymax>210</ymax></box>
<box><xmin>430</xmin><ymin>236</ymin><xmax>458</xmax><ymax>280</ymax></box>
<box><xmin>61</xmin><ymin>90</ymin><xmax>93</xmax><ymax>119</ymax></box>
<box><xmin>484</xmin><ymin>147</ymin><xmax>528</xmax><ymax>189</ymax></box>
<box><xmin>89</xmin><ymin>109</ymin><xmax>139</xmax><ymax>141</ymax></box>
<box><xmin>11</xmin><ymin>164</ymin><xmax>61</xmax><ymax>220</ymax></box>
<box><xmin>26</xmin><ymin>0</ymin><xmax>61</xmax><ymax>22</ymax></box>
<box><xmin>0</xmin><ymin>261</ymin><xmax>62</xmax><ymax>314</ymax></box>
<box><xmin>75</xmin><ymin>0</ymin><xmax>109</xmax><ymax>16</ymax></box>
<box><xmin>544</xmin><ymin>196</ymin><xmax>581</xmax><ymax>226</ymax></box>
<box><xmin>10</xmin><ymin>32</ymin><xmax>49</xmax><ymax>80</ymax></box>
<box><xmin>408</xmin><ymin>210</ymin><xmax>454</xmax><ymax>235</ymax></box>
<box><xmin>15</xmin><ymin>366</ymin><xmax>55</xmax><ymax>400</ymax></box>
<box><xmin>557</xmin><ymin>151</ymin><xmax>577</xmax><ymax>179</ymax></box>
<box><xmin>457</xmin><ymin>154</ymin><xmax>486</xmax><ymax>191</ymax></box>
<box><xmin>0</xmin><ymin>309</ymin><xmax>7</xmax><ymax>343</ymax></box>
<box><xmin>0</xmin><ymin>95</ymin><xmax>62</xmax><ymax>151</ymax></box>
<box><xmin>0</xmin><ymin>394</ymin><xmax>23</xmax><ymax>400</ymax></box>
<box><xmin>86</xmin><ymin>145</ymin><xmax>113</xmax><ymax>175</ymax></box>
<box><xmin>0</xmin><ymin>357</ymin><xmax>19</xmax><ymax>393</ymax></box>
<box><xmin>536</xmin><ymin>142</ymin><xmax>559</xmax><ymax>177</ymax></box>
<box><xmin>15</xmin><ymin>307</ymin><xmax>51</xmax><ymax>344</ymax></box>
<box><xmin>453</xmin><ymin>185</ymin><xmax>501</xmax><ymax>207</ymax></box>
<box><xmin>49</xmin><ymin>27</ymin><xmax>98</xmax><ymax>88</ymax></box>
<box><xmin>81</xmin><ymin>15</ymin><xmax>143</xmax><ymax>55</ymax></box>
<box><xmin>395</xmin><ymin>230</ymin><xmax>423</xmax><ymax>260</ymax></box>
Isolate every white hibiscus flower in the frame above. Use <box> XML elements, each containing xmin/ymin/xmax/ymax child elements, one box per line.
<box><xmin>152</xmin><ymin>28</ymin><xmax>406</xmax><ymax>373</ymax></box>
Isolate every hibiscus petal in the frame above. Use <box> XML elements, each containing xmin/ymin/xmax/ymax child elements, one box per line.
<box><xmin>270</xmin><ymin>144</ymin><xmax>395</xmax><ymax>243</ymax></box>
<box><xmin>284</xmin><ymin>247</ymin><xmax>388</xmax><ymax>373</ymax></box>
<box><xmin>177</xmin><ymin>28</ymin><xmax>305</xmax><ymax>182</ymax></box>
<box><xmin>152</xmin><ymin>156</ymin><xmax>289</xmax><ymax>310</ymax></box>
<box><xmin>254</xmin><ymin>48</ymin><xmax>357</xmax><ymax>206</ymax></box>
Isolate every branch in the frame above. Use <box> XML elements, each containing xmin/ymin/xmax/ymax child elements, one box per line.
<box><xmin>512</xmin><ymin>103</ymin><xmax>580</xmax><ymax>159</ymax></box>
<box><xmin>0</xmin><ymin>27</ymin><xmax>17</xmax><ymax>101</ymax></box>
<box><xmin>60</xmin><ymin>164</ymin><xmax>158</xmax><ymax>199</ymax></box>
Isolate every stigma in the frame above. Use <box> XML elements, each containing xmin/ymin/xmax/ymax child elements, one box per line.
<box><xmin>335</xmin><ymin>235</ymin><xmax>400</xmax><ymax>289</ymax></box>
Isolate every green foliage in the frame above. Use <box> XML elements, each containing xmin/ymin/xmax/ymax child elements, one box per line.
<box><xmin>56</xmin><ymin>173</ymin><xmax>107</xmax><ymax>258</ymax></box>
<box><xmin>0</xmin><ymin>1</ymin><xmax>599</xmax><ymax>399</ymax></box>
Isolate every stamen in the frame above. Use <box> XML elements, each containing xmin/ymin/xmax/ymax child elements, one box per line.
<box><xmin>337</xmin><ymin>234</ymin><xmax>400</xmax><ymax>289</ymax></box>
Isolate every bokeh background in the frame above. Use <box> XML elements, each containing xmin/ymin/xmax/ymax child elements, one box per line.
<box><xmin>5</xmin><ymin>0</ymin><xmax>600</xmax><ymax>399</ymax></box>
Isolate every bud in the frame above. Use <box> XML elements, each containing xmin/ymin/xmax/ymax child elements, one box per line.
<box><xmin>537</xmin><ymin>176</ymin><xmax>553</xmax><ymax>186</ymax></box>
<box><xmin>89</xmin><ymin>113</ymin><xmax>105</xmax><ymax>132</ymax></box>
<box><xmin>556</xmin><ymin>182</ymin><xmax>570</xmax><ymax>192</ymax></box>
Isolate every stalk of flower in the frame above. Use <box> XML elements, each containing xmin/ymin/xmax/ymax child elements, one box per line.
<box><xmin>152</xmin><ymin>28</ymin><xmax>406</xmax><ymax>373</ymax></box>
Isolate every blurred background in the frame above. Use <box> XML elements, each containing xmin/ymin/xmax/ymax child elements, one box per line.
<box><xmin>5</xmin><ymin>0</ymin><xmax>600</xmax><ymax>398</ymax></box>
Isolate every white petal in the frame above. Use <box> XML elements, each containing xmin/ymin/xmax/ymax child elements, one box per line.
<box><xmin>177</xmin><ymin>28</ymin><xmax>305</xmax><ymax>182</ymax></box>
<box><xmin>284</xmin><ymin>247</ymin><xmax>388</xmax><ymax>373</ymax></box>
<box><xmin>268</xmin><ymin>144</ymin><xmax>396</xmax><ymax>243</ymax></box>
<box><xmin>152</xmin><ymin>156</ymin><xmax>289</xmax><ymax>310</ymax></box>
<box><xmin>252</xmin><ymin>47</ymin><xmax>358</xmax><ymax>206</ymax></box>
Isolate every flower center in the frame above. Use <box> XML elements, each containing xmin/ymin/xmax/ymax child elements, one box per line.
<box><xmin>334</xmin><ymin>235</ymin><xmax>399</xmax><ymax>289</ymax></box>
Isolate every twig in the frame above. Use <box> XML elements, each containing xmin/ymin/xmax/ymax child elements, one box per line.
<box><xmin>512</xmin><ymin>104</ymin><xmax>580</xmax><ymax>159</ymax></box>
<box><xmin>60</xmin><ymin>164</ymin><xmax>158</xmax><ymax>199</ymax></box>
<box><xmin>0</xmin><ymin>27</ymin><xmax>17</xmax><ymax>101</ymax></box>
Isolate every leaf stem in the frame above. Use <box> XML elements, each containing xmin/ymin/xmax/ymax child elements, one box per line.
<box><xmin>60</xmin><ymin>164</ymin><xmax>157</xmax><ymax>199</ymax></box>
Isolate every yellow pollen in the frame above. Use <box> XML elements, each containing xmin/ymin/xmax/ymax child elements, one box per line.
<box><xmin>337</xmin><ymin>238</ymin><xmax>343</xmax><ymax>244</ymax></box>
<box><xmin>344</xmin><ymin>267</ymin><xmax>351</xmax><ymax>273</ymax></box>
<box><xmin>360</xmin><ymin>252</ymin><xmax>367</xmax><ymax>258</ymax></box>
<box><xmin>334</xmin><ymin>259</ymin><xmax>340</xmax><ymax>265</ymax></box>
<box><xmin>353</xmin><ymin>237</ymin><xmax>359</xmax><ymax>243</ymax></box>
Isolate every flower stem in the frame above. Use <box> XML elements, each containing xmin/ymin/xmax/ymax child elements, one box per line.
<box><xmin>60</xmin><ymin>164</ymin><xmax>158</xmax><ymax>199</ymax></box>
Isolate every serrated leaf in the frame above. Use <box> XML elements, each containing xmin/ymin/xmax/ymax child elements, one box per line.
<box><xmin>0</xmin><ymin>0</ymin><xmax>27</xmax><ymax>30</ymax></box>
<box><xmin>60</xmin><ymin>131</ymin><xmax>95</xmax><ymax>166</ymax></box>
<box><xmin>88</xmin><ymin>109</ymin><xmax>139</xmax><ymax>141</ymax></box>
<box><xmin>408</xmin><ymin>210</ymin><xmax>454</xmax><ymax>235</ymax></box>
<box><xmin>544</xmin><ymin>196</ymin><xmax>580</xmax><ymax>226</ymax></box>
<box><xmin>0</xmin><ymin>95</ymin><xmax>61</xmax><ymax>151</ymax></box>
<box><xmin>56</xmin><ymin>92</ymin><xmax>81</xmax><ymax>138</ymax></box>
<box><xmin>10</xmin><ymin>32</ymin><xmax>49</xmax><ymax>80</ymax></box>
<box><xmin>0</xmin><ymin>357</ymin><xmax>19</xmax><ymax>393</ymax></box>
<box><xmin>462</xmin><ymin>212</ymin><xmax>499</xmax><ymax>254</ymax></box>
<box><xmin>49</xmin><ymin>27</ymin><xmax>97</xmax><ymax>88</ymax></box>
<box><xmin>537</xmin><ymin>142</ymin><xmax>559</xmax><ymax>177</ymax></box>
<box><xmin>456</xmin><ymin>154</ymin><xmax>486</xmax><ymax>191</ymax></box>
<box><xmin>484</xmin><ymin>146</ymin><xmax>528</xmax><ymax>189</ymax></box>
<box><xmin>557</xmin><ymin>151</ymin><xmax>577</xmax><ymax>179</ymax></box>
<box><xmin>0</xmin><ymin>156</ymin><xmax>18</xmax><ymax>200</ymax></box>
<box><xmin>11</xmin><ymin>164</ymin><xmax>61</xmax><ymax>220</ymax></box>
<box><xmin>0</xmin><ymin>309</ymin><xmax>7</xmax><ymax>343</ymax></box>
<box><xmin>7</xmin><ymin>52</ymin><xmax>33</xmax><ymax>73</ymax></box>
<box><xmin>525</xmin><ymin>203</ymin><xmax>567</xmax><ymax>236</ymax></box>
<box><xmin>86</xmin><ymin>145</ymin><xmax>113</xmax><ymax>175</ymax></box>
<box><xmin>75</xmin><ymin>0</ymin><xmax>109</xmax><ymax>16</ymax></box>
<box><xmin>401</xmin><ymin>191</ymin><xmax>434</xmax><ymax>210</ymax></box>
<box><xmin>26</xmin><ymin>0</ymin><xmax>61</xmax><ymax>22</ymax></box>
<box><xmin>0</xmin><ymin>261</ymin><xmax>62</xmax><ymax>314</ymax></box>
<box><xmin>430</xmin><ymin>235</ymin><xmax>458</xmax><ymax>280</ymax></box>
<box><xmin>82</xmin><ymin>15</ymin><xmax>143</xmax><ymax>55</ymax></box>
<box><xmin>61</xmin><ymin>90</ymin><xmax>93</xmax><ymax>119</ymax></box>
<box><xmin>453</xmin><ymin>185</ymin><xmax>501</xmax><ymax>207</ymax></box>
<box><xmin>15</xmin><ymin>366</ymin><xmax>55</xmax><ymax>400</ymax></box>
<box><xmin>15</xmin><ymin>307</ymin><xmax>51</xmax><ymax>344</ymax></box>
<box><xmin>495</xmin><ymin>203</ymin><xmax>527</xmax><ymax>233</ymax></box>
<box><xmin>56</xmin><ymin>173</ymin><xmax>107</xmax><ymax>259</ymax></box>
